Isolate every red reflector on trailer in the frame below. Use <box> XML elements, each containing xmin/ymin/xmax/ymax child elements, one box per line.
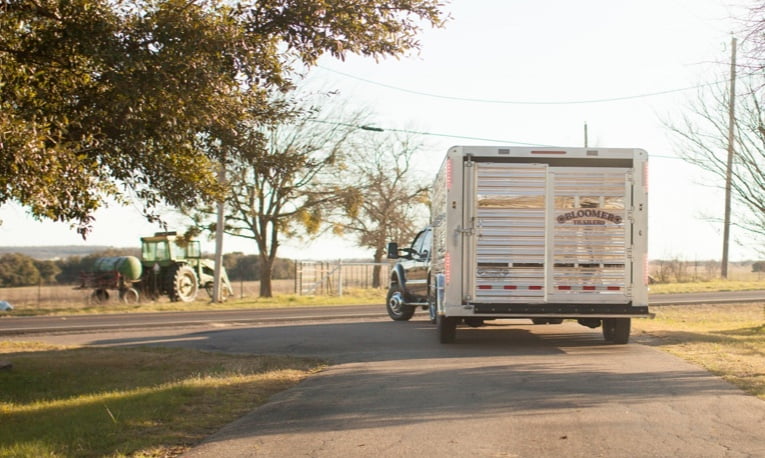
<box><xmin>478</xmin><ymin>285</ymin><xmax>492</xmax><ymax>290</ymax></box>
<box><xmin>529</xmin><ymin>285</ymin><xmax>543</xmax><ymax>290</ymax></box>
<box><xmin>607</xmin><ymin>286</ymin><xmax>621</xmax><ymax>291</ymax></box>
<box><xmin>558</xmin><ymin>286</ymin><xmax>572</xmax><ymax>290</ymax></box>
<box><xmin>531</xmin><ymin>150</ymin><xmax>566</xmax><ymax>155</ymax></box>
<box><xmin>503</xmin><ymin>285</ymin><xmax>517</xmax><ymax>290</ymax></box>
<box><xmin>583</xmin><ymin>286</ymin><xmax>596</xmax><ymax>291</ymax></box>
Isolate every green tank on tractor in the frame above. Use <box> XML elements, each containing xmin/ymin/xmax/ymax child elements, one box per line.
<box><xmin>140</xmin><ymin>232</ymin><xmax>233</xmax><ymax>302</ymax></box>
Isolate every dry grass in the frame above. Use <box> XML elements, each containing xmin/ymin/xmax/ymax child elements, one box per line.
<box><xmin>0</xmin><ymin>282</ymin><xmax>385</xmax><ymax>316</ymax></box>
<box><xmin>633</xmin><ymin>303</ymin><xmax>765</xmax><ymax>400</ymax></box>
<box><xmin>0</xmin><ymin>341</ymin><xmax>325</xmax><ymax>457</ymax></box>
<box><xmin>649</xmin><ymin>279</ymin><xmax>765</xmax><ymax>294</ymax></box>
<box><xmin>0</xmin><ymin>280</ymin><xmax>296</xmax><ymax>308</ymax></box>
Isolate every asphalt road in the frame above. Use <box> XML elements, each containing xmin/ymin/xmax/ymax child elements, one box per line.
<box><xmin>2</xmin><ymin>290</ymin><xmax>764</xmax><ymax>336</ymax></box>
<box><xmin>6</xmin><ymin>305</ymin><xmax>765</xmax><ymax>457</ymax></box>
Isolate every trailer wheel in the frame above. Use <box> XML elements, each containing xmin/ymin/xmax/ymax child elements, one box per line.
<box><xmin>167</xmin><ymin>265</ymin><xmax>198</xmax><ymax>302</ymax></box>
<box><xmin>91</xmin><ymin>289</ymin><xmax>109</xmax><ymax>304</ymax></box>
<box><xmin>438</xmin><ymin>315</ymin><xmax>458</xmax><ymax>344</ymax></box>
<box><xmin>386</xmin><ymin>284</ymin><xmax>415</xmax><ymax>321</ymax></box>
<box><xmin>603</xmin><ymin>318</ymin><xmax>631</xmax><ymax>344</ymax></box>
<box><xmin>120</xmin><ymin>288</ymin><xmax>139</xmax><ymax>304</ymax></box>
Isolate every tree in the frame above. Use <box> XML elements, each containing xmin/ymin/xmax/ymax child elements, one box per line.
<box><xmin>33</xmin><ymin>259</ymin><xmax>60</xmax><ymax>284</ymax></box>
<box><xmin>189</xmin><ymin>93</ymin><xmax>363</xmax><ymax>297</ymax></box>
<box><xmin>0</xmin><ymin>253</ymin><xmax>40</xmax><ymax>287</ymax></box>
<box><xmin>0</xmin><ymin>0</ymin><xmax>447</xmax><ymax>234</ymax></box>
<box><xmin>335</xmin><ymin>132</ymin><xmax>429</xmax><ymax>287</ymax></box>
<box><xmin>667</xmin><ymin>75</ymin><xmax>765</xmax><ymax>247</ymax></box>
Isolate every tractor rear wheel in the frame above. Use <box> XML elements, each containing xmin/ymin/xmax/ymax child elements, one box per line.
<box><xmin>166</xmin><ymin>265</ymin><xmax>198</xmax><ymax>302</ymax></box>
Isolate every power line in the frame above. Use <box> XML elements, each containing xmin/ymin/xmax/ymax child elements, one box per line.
<box><xmin>317</xmin><ymin>65</ymin><xmax>727</xmax><ymax>105</ymax></box>
<box><xmin>308</xmin><ymin>119</ymin><xmax>554</xmax><ymax>146</ymax></box>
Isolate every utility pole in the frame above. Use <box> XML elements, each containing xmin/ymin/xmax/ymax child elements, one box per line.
<box><xmin>212</xmin><ymin>156</ymin><xmax>226</xmax><ymax>302</ymax></box>
<box><xmin>722</xmin><ymin>36</ymin><xmax>737</xmax><ymax>279</ymax></box>
<box><xmin>584</xmin><ymin>122</ymin><xmax>588</xmax><ymax>147</ymax></box>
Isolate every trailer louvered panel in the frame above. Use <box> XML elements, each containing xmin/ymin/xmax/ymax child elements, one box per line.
<box><xmin>549</xmin><ymin>168</ymin><xmax>630</xmax><ymax>301</ymax></box>
<box><xmin>474</xmin><ymin>163</ymin><xmax>546</xmax><ymax>302</ymax></box>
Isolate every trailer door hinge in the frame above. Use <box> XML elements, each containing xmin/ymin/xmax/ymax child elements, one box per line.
<box><xmin>456</xmin><ymin>225</ymin><xmax>474</xmax><ymax>236</ymax></box>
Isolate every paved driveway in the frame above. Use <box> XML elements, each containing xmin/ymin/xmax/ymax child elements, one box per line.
<box><xmin>35</xmin><ymin>317</ymin><xmax>764</xmax><ymax>457</ymax></box>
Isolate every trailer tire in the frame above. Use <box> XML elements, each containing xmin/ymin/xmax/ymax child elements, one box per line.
<box><xmin>167</xmin><ymin>265</ymin><xmax>198</xmax><ymax>302</ymax></box>
<box><xmin>120</xmin><ymin>288</ymin><xmax>140</xmax><ymax>304</ymax></box>
<box><xmin>603</xmin><ymin>318</ymin><xmax>631</xmax><ymax>344</ymax></box>
<box><xmin>386</xmin><ymin>284</ymin><xmax>415</xmax><ymax>321</ymax></box>
<box><xmin>92</xmin><ymin>289</ymin><xmax>109</xmax><ymax>304</ymax></box>
<box><xmin>438</xmin><ymin>315</ymin><xmax>458</xmax><ymax>344</ymax></box>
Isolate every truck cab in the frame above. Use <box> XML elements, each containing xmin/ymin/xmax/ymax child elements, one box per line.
<box><xmin>385</xmin><ymin>227</ymin><xmax>433</xmax><ymax>321</ymax></box>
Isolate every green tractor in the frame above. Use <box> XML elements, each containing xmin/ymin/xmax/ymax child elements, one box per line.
<box><xmin>140</xmin><ymin>232</ymin><xmax>233</xmax><ymax>302</ymax></box>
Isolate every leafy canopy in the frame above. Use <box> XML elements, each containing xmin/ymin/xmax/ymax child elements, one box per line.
<box><xmin>0</xmin><ymin>0</ymin><xmax>447</xmax><ymax>235</ymax></box>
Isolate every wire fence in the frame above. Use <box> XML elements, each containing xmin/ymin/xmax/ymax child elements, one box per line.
<box><xmin>296</xmin><ymin>261</ymin><xmax>390</xmax><ymax>296</ymax></box>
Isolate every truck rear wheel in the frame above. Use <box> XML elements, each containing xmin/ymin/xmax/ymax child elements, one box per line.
<box><xmin>386</xmin><ymin>284</ymin><xmax>415</xmax><ymax>321</ymax></box>
<box><xmin>603</xmin><ymin>318</ymin><xmax>631</xmax><ymax>344</ymax></box>
<box><xmin>438</xmin><ymin>315</ymin><xmax>458</xmax><ymax>343</ymax></box>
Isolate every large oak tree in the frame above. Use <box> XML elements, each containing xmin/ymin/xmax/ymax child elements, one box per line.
<box><xmin>0</xmin><ymin>0</ymin><xmax>447</xmax><ymax>235</ymax></box>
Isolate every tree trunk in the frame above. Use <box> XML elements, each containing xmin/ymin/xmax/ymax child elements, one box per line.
<box><xmin>259</xmin><ymin>254</ymin><xmax>274</xmax><ymax>297</ymax></box>
<box><xmin>372</xmin><ymin>247</ymin><xmax>384</xmax><ymax>288</ymax></box>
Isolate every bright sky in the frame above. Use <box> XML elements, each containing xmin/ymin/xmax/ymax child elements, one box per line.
<box><xmin>0</xmin><ymin>0</ymin><xmax>758</xmax><ymax>261</ymax></box>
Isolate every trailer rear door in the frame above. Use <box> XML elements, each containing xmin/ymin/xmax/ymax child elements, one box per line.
<box><xmin>547</xmin><ymin>167</ymin><xmax>631</xmax><ymax>304</ymax></box>
<box><xmin>468</xmin><ymin>162</ymin><xmax>633</xmax><ymax>305</ymax></box>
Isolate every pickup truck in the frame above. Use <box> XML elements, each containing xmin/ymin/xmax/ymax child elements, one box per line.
<box><xmin>385</xmin><ymin>226</ymin><xmax>434</xmax><ymax>322</ymax></box>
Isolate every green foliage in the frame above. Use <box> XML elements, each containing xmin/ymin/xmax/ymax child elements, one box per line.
<box><xmin>223</xmin><ymin>252</ymin><xmax>294</xmax><ymax>280</ymax></box>
<box><xmin>32</xmin><ymin>259</ymin><xmax>60</xmax><ymax>284</ymax></box>
<box><xmin>0</xmin><ymin>0</ymin><xmax>446</xmax><ymax>234</ymax></box>
<box><xmin>0</xmin><ymin>253</ymin><xmax>40</xmax><ymax>286</ymax></box>
<box><xmin>752</xmin><ymin>261</ymin><xmax>765</xmax><ymax>273</ymax></box>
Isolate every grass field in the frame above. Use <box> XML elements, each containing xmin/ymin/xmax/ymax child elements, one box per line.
<box><xmin>0</xmin><ymin>342</ymin><xmax>325</xmax><ymax>457</ymax></box>
<box><xmin>633</xmin><ymin>303</ymin><xmax>765</xmax><ymax>401</ymax></box>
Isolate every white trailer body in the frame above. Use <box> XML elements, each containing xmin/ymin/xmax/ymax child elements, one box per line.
<box><xmin>431</xmin><ymin>146</ymin><xmax>649</xmax><ymax>342</ymax></box>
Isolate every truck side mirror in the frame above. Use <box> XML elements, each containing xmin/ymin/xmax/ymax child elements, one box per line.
<box><xmin>386</xmin><ymin>242</ymin><xmax>399</xmax><ymax>259</ymax></box>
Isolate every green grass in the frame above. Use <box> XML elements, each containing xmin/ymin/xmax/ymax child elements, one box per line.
<box><xmin>0</xmin><ymin>342</ymin><xmax>325</xmax><ymax>457</ymax></box>
<box><xmin>633</xmin><ymin>303</ymin><xmax>765</xmax><ymax>400</ymax></box>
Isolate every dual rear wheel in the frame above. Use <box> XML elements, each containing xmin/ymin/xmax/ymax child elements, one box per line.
<box><xmin>602</xmin><ymin>318</ymin><xmax>631</xmax><ymax>344</ymax></box>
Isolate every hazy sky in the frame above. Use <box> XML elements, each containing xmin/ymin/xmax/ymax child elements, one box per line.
<box><xmin>1</xmin><ymin>0</ymin><xmax>757</xmax><ymax>261</ymax></box>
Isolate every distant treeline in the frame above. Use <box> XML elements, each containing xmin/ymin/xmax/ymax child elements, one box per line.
<box><xmin>0</xmin><ymin>250</ymin><xmax>294</xmax><ymax>287</ymax></box>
